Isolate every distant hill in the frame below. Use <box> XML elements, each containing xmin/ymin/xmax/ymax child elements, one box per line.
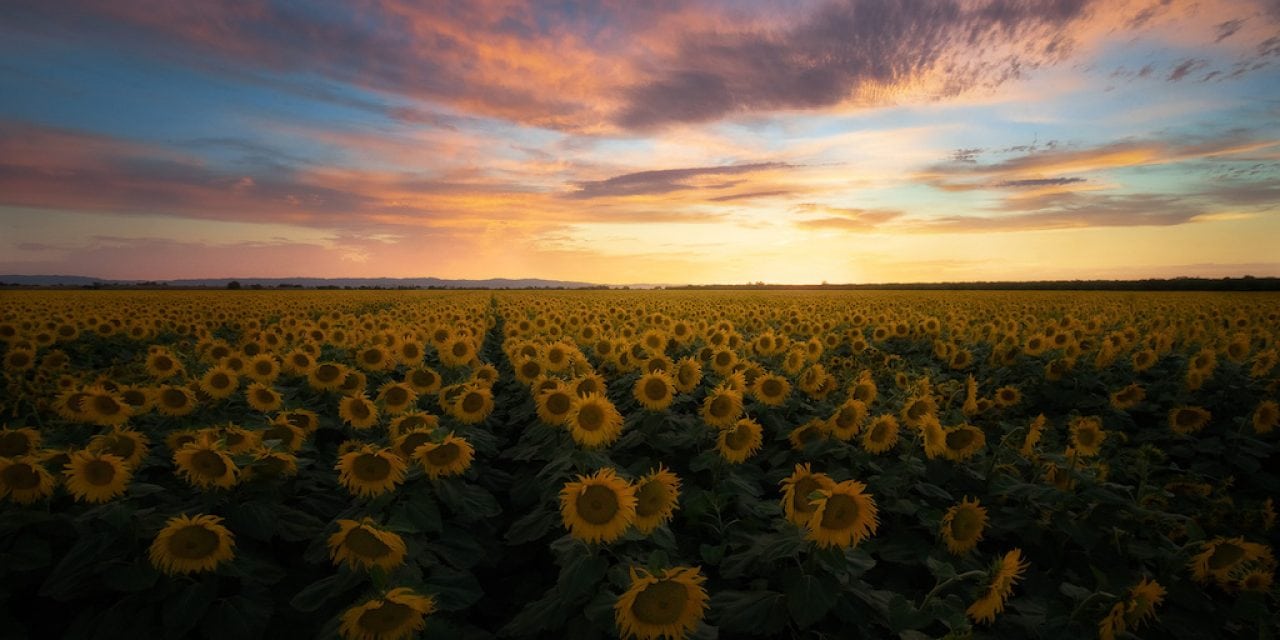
<box><xmin>0</xmin><ymin>275</ymin><xmax>605</xmax><ymax>289</ymax></box>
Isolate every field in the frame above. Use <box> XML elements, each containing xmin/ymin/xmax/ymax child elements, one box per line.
<box><xmin>0</xmin><ymin>289</ymin><xmax>1277</xmax><ymax>640</ymax></box>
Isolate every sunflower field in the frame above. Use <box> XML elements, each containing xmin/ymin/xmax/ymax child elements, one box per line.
<box><xmin>0</xmin><ymin>289</ymin><xmax>1277</xmax><ymax>640</ymax></box>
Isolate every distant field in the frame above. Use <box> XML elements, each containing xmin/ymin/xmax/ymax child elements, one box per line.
<box><xmin>1</xmin><ymin>290</ymin><xmax>1277</xmax><ymax>639</ymax></box>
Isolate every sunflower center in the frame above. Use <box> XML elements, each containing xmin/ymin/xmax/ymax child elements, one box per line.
<box><xmin>577</xmin><ymin>404</ymin><xmax>606</xmax><ymax>431</ymax></box>
<box><xmin>0</xmin><ymin>433</ymin><xmax>32</xmax><ymax>457</ymax></box>
<box><xmin>210</xmin><ymin>373</ymin><xmax>231</xmax><ymax>389</ymax></box>
<box><xmin>1175</xmin><ymin>410</ymin><xmax>1199</xmax><ymax>428</ymax></box>
<box><xmin>254</xmin><ymin>361</ymin><xmax>273</xmax><ymax>376</ymax></box>
<box><xmin>793</xmin><ymin>477</ymin><xmax>823</xmax><ymax>514</ymax></box>
<box><xmin>121</xmin><ymin>390</ymin><xmax>148</xmax><ymax>407</ymax></box>
<box><xmin>93</xmin><ymin>395</ymin><xmax>122</xmax><ymax>416</ymax></box>
<box><xmin>631</xmin><ymin>579</ymin><xmax>689</xmax><ymax>625</ymax></box>
<box><xmin>870</xmin><ymin>422</ymin><xmax>890</xmax><ymax>442</ymax></box>
<box><xmin>950</xmin><ymin>507</ymin><xmax>982</xmax><ymax>541</ymax></box>
<box><xmin>353</xmin><ymin>454</ymin><xmax>391</xmax><ymax>481</ymax></box>
<box><xmin>101</xmin><ymin>435</ymin><xmax>137</xmax><ymax>459</ymax></box>
<box><xmin>819</xmin><ymin>494</ymin><xmax>860</xmax><ymax>530</ymax></box>
<box><xmin>546</xmin><ymin>393</ymin><xmax>571</xmax><ymax>415</ymax></box>
<box><xmin>358</xmin><ymin>601</ymin><xmax>413</xmax><ymax>634</ymax></box>
<box><xmin>461</xmin><ymin>392</ymin><xmax>485</xmax><ymax>413</ymax></box>
<box><xmin>636</xmin><ymin>481</ymin><xmax>669</xmax><ymax>517</ymax></box>
<box><xmin>344</xmin><ymin>527</ymin><xmax>392</xmax><ymax>558</ymax></box>
<box><xmin>725</xmin><ymin>425</ymin><xmax>751</xmax><ymax>450</ymax></box>
<box><xmin>575</xmin><ymin>485</ymin><xmax>619</xmax><ymax>525</ymax></box>
<box><xmin>154</xmin><ymin>356</ymin><xmax>174</xmax><ymax>371</ymax></box>
<box><xmin>363</xmin><ymin>350</ymin><xmax>383</xmax><ymax>365</ymax></box>
<box><xmin>412</xmin><ymin>371</ymin><xmax>436</xmax><ymax>388</ymax></box>
<box><xmin>946</xmin><ymin>429</ymin><xmax>976</xmax><ymax>450</ymax></box>
<box><xmin>316</xmin><ymin>364</ymin><xmax>342</xmax><ymax>382</ymax></box>
<box><xmin>168</xmin><ymin>525</ymin><xmax>220</xmax><ymax>559</ymax></box>
<box><xmin>451</xmin><ymin>342</ymin><xmax>469</xmax><ymax>358</ymax></box>
<box><xmin>425</xmin><ymin>443</ymin><xmax>460</xmax><ymax>467</ymax></box>
<box><xmin>2</xmin><ymin>463</ymin><xmax>40</xmax><ymax>490</ymax></box>
<box><xmin>835</xmin><ymin>407</ymin><xmax>857</xmax><ymax>429</ymax></box>
<box><xmin>678</xmin><ymin>368</ymin><xmax>695</xmax><ymax>387</ymax></box>
<box><xmin>160</xmin><ymin>389</ymin><xmax>187</xmax><ymax>408</ymax></box>
<box><xmin>188</xmin><ymin>450</ymin><xmax>226</xmax><ymax>478</ymax></box>
<box><xmin>399</xmin><ymin>433</ymin><xmax>431</xmax><ymax>458</ymax></box>
<box><xmin>906</xmin><ymin>401</ymin><xmax>928</xmax><ymax>420</ymax></box>
<box><xmin>254</xmin><ymin>388</ymin><xmax>276</xmax><ymax>403</ymax></box>
<box><xmin>1076</xmin><ymin>428</ymin><xmax>1097</xmax><ymax>447</ymax></box>
<box><xmin>761</xmin><ymin>379</ymin><xmax>783</xmax><ymax>398</ymax></box>
<box><xmin>350</xmin><ymin>401</ymin><xmax>371</xmax><ymax>420</ymax></box>
<box><xmin>643</xmin><ymin>379</ymin><xmax>668</xmax><ymax>401</ymax></box>
<box><xmin>708</xmin><ymin>395</ymin><xmax>733</xmax><ymax>418</ymax></box>
<box><xmin>1208</xmin><ymin>543</ymin><xmax>1245</xmax><ymax>570</ymax></box>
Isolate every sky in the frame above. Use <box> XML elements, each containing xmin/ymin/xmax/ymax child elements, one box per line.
<box><xmin>1</xmin><ymin>0</ymin><xmax>1278</xmax><ymax>284</ymax></box>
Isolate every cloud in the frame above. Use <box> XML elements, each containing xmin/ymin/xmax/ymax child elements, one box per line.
<box><xmin>911</xmin><ymin>192</ymin><xmax>1205</xmax><ymax>232</ymax></box>
<box><xmin>793</xmin><ymin>203</ymin><xmax>903</xmax><ymax>230</ymax></box>
<box><xmin>1168</xmin><ymin>58</ymin><xmax>1208</xmax><ymax>81</ymax></box>
<box><xmin>1214</xmin><ymin>18</ymin><xmax>1247</xmax><ymax>42</ymax></box>
<box><xmin>997</xmin><ymin>177</ymin><xmax>1088</xmax><ymax>187</ymax></box>
<box><xmin>569</xmin><ymin>162</ymin><xmax>792</xmax><ymax>199</ymax></box>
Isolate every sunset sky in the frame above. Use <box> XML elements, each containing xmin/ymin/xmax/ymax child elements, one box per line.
<box><xmin>1</xmin><ymin>0</ymin><xmax>1278</xmax><ymax>284</ymax></box>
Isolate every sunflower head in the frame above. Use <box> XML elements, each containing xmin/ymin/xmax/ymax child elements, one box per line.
<box><xmin>339</xmin><ymin>588</ymin><xmax>436</xmax><ymax>640</ymax></box>
<box><xmin>861</xmin><ymin>414</ymin><xmax>900</xmax><ymax>455</ymax></box>
<box><xmin>173</xmin><ymin>437</ymin><xmax>239</xmax><ymax>490</ymax></box>
<box><xmin>329</xmin><ymin>517</ymin><xmax>408</xmax><ymax>572</ymax></box>
<box><xmin>0</xmin><ymin>427</ymin><xmax>41</xmax><ymax>458</ymax></box>
<box><xmin>716</xmin><ymin>418</ymin><xmax>763</xmax><ymax>463</ymax></box>
<box><xmin>377</xmin><ymin>382</ymin><xmax>418</xmax><ymax>415</ymax></box>
<box><xmin>828</xmin><ymin>399</ymin><xmax>867</xmax><ymax>441</ymax></box>
<box><xmin>941</xmin><ymin>496</ymin><xmax>988</xmax><ymax>555</ymax></box>
<box><xmin>559</xmin><ymin>467</ymin><xmax>637</xmax><ymax>544</ymax></box>
<box><xmin>149</xmin><ymin>513</ymin><xmax>236</xmax><ymax>576</ymax></box>
<box><xmin>88</xmin><ymin>427</ymin><xmax>151</xmax><ymax>468</ymax></box>
<box><xmin>633</xmin><ymin>465</ymin><xmax>681</xmax><ymax>534</ymax></box>
<box><xmin>806</xmin><ymin>479</ymin><xmax>879</xmax><ymax>549</ymax></box>
<box><xmin>450</xmin><ymin>385</ymin><xmax>493</xmax><ymax>424</ymax></box>
<box><xmin>614</xmin><ymin>566</ymin><xmax>709</xmax><ymax>640</ymax></box>
<box><xmin>339</xmin><ymin>395</ymin><xmax>380</xmax><ymax>430</ymax></box>
<box><xmin>1169</xmin><ymin>406</ymin><xmax>1211</xmax><ymax>435</ymax></box>
<box><xmin>415</xmin><ymin>434</ymin><xmax>475</xmax><ymax>479</ymax></box>
<box><xmin>942</xmin><ymin>425</ymin><xmax>987</xmax><ymax>462</ymax></box>
<box><xmin>567</xmin><ymin>393</ymin><xmax>624</xmax><ymax>449</ymax></box>
<box><xmin>1069</xmin><ymin>416</ymin><xmax>1106</xmax><ymax>456</ymax></box>
<box><xmin>780</xmin><ymin>463</ymin><xmax>835</xmax><ymax>526</ymax></box>
<box><xmin>699</xmin><ymin>387</ymin><xmax>743</xmax><ymax>429</ymax></box>
<box><xmin>633</xmin><ymin>372</ymin><xmax>675</xmax><ymax>412</ymax></box>
<box><xmin>336</xmin><ymin>446</ymin><xmax>406</xmax><ymax>498</ymax></box>
<box><xmin>0</xmin><ymin>456</ymin><xmax>56</xmax><ymax>504</ymax></box>
<box><xmin>967</xmin><ymin>548</ymin><xmax>1029</xmax><ymax>625</ymax></box>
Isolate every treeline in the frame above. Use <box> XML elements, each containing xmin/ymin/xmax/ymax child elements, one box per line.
<box><xmin>665</xmin><ymin>277</ymin><xmax>1280</xmax><ymax>291</ymax></box>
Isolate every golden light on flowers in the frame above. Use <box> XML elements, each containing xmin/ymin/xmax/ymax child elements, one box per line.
<box><xmin>415</xmin><ymin>434</ymin><xmax>475</xmax><ymax>479</ymax></box>
<box><xmin>1190</xmin><ymin>537</ymin><xmax>1274</xmax><ymax>587</ymax></box>
<box><xmin>614</xmin><ymin>566</ymin><xmax>709</xmax><ymax>640</ymax></box>
<box><xmin>0</xmin><ymin>426</ymin><xmax>41</xmax><ymax>458</ymax></box>
<box><xmin>405</xmin><ymin>367</ymin><xmax>442</xmax><ymax>394</ymax></box>
<box><xmin>83</xmin><ymin>386</ymin><xmax>132</xmax><ymax>427</ymax></box>
<box><xmin>535</xmin><ymin>386</ymin><xmax>575</xmax><ymax>426</ymax></box>
<box><xmin>339</xmin><ymin>394</ymin><xmax>380</xmax><ymax>429</ymax></box>
<box><xmin>0</xmin><ymin>456</ymin><xmax>56</xmax><ymax>504</ymax></box>
<box><xmin>308</xmin><ymin>361</ymin><xmax>349</xmax><ymax>391</ymax></box>
<box><xmin>244</xmin><ymin>448</ymin><xmax>298</xmax><ymax>480</ymax></box>
<box><xmin>634</xmin><ymin>371</ymin><xmax>676</xmax><ymax>412</ymax></box>
<box><xmin>750</xmin><ymin>373</ymin><xmax>791</xmax><ymax>407</ymax></box>
<box><xmin>789</xmin><ymin>418</ymin><xmax>827</xmax><ymax>450</ymax></box>
<box><xmin>633</xmin><ymin>465</ymin><xmax>680</xmax><ymax>534</ymax></box>
<box><xmin>700</xmin><ymin>387</ymin><xmax>743</xmax><ymax>428</ymax></box>
<box><xmin>88</xmin><ymin>427</ymin><xmax>150</xmax><ymax>468</ymax></box>
<box><xmin>154</xmin><ymin>384</ymin><xmax>197</xmax><ymax>417</ymax></box>
<box><xmin>807</xmin><ymin>479</ymin><xmax>879</xmax><ymax>549</ymax></box>
<box><xmin>861</xmin><ymin>414</ymin><xmax>900</xmax><ymax>454</ymax></box>
<box><xmin>260</xmin><ymin>421</ymin><xmax>305</xmax><ymax>452</ymax></box>
<box><xmin>377</xmin><ymin>381</ymin><xmax>418</xmax><ymax>415</ymax></box>
<box><xmin>1252</xmin><ymin>400</ymin><xmax>1278</xmax><ymax>435</ymax></box>
<box><xmin>780</xmin><ymin>463</ymin><xmax>835</xmax><ymax>526</ymax></box>
<box><xmin>148</xmin><ymin>513</ymin><xmax>236</xmax><ymax>575</ymax></box>
<box><xmin>145</xmin><ymin>349</ymin><xmax>182</xmax><ymax>379</ymax></box>
<box><xmin>198</xmin><ymin>365</ymin><xmax>239</xmax><ymax>400</ymax></box>
<box><xmin>328</xmin><ymin>517</ymin><xmax>407</xmax><ymax>572</ymax></box>
<box><xmin>451</xmin><ymin>385</ymin><xmax>494</xmax><ymax>424</ymax></box>
<box><xmin>566</xmin><ymin>393</ymin><xmax>624</xmax><ymax>449</ymax></box>
<box><xmin>716</xmin><ymin>417</ymin><xmax>763</xmax><ymax>463</ymax></box>
<box><xmin>967</xmin><ymin>549</ymin><xmax>1029</xmax><ymax>625</ymax></box>
<box><xmin>336</xmin><ymin>446</ymin><xmax>406</xmax><ymax>498</ymax></box>
<box><xmin>1020</xmin><ymin>414</ymin><xmax>1047</xmax><ymax>458</ymax></box>
<box><xmin>559</xmin><ymin>467</ymin><xmax>637</xmax><ymax>544</ymax></box>
<box><xmin>1069</xmin><ymin>416</ymin><xmax>1106</xmax><ymax>457</ymax></box>
<box><xmin>338</xmin><ymin>588</ymin><xmax>437</xmax><ymax>640</ymax></box>
<box><xmin>174</xmin><ymin>438</ymin><xmax>239</xmax><ymax>490</ymax></box>
<box><xmin>1099</xmin><ymin>577</ymin><xmax>1166</xmax><ymax>640</ymax></box>
<box><xmin>673</xmin><ymin>357</ymin><xmax>702</xmax><ymax>393</ymax></box>
<box><xmin>941</xmin><ymin>497</ymin><xmax>988</xmax><ymax>555</ymax></box>
<box><xmin>62</xmin><ymin>450</ymin><xmax>131</xmax><ymax>504</ymax></box>
<box><xmin>1169</xmin><ymin>406</ymin><xmax>1211</xmax><ymax>435</ymax></box>
<box><xmin>246</xmin><ymin>382</ymin><xmax>283</xmax><ymax>412</ymax></box>
<box><xmin>900</xmin><ymin>394</ymin><xmax>936</xmax><ymax>429</ymax></box>
<box><xmin>1109</xmin><ymin>383</ymin><xmax>1145</xmax><ymax>411</ymax></box>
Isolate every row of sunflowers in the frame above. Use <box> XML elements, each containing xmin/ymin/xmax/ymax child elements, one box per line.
<box><xmin>0</xmin><ymin>289</ymin><xmax>1276</xmax><ymax>639</ymax></box>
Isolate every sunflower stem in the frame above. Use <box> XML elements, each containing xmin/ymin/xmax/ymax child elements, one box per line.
<box><xmin>1068</xmin><ymin>590</ymin><xmax>1117</xmax><ymax>622</ymax></box>
<box><xmin>919</xmin><ymin>570</ymin><xmax>986</xmax><ymax>610</ymax></box>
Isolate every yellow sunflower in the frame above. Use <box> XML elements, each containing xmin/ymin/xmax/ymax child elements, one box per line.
<box><xmin>389</xmin><ymin>412</ymin><xmax>439</xmax><ymax>439</ymax></box>
<box><xmin>633</xmin><ymin>465</ymin><xmax>680</xmax><ymax>534</ymax></box>
<box><xmin>1109</xmin><ymin>383</ymin><xmax>1145</xmax><ymax>411</ymax></box>
<box><xmin>940</xmin><ymin>496</ymin><xmax>988</xmax><ymax>555</ymax></box>
<box><xmin>559</xmin><ymin>467</ymin><xmax>637</xmax><ymax>544</ymax></box>
<box><xmin>145</xmin><ymin>349</ymin><xmax>183</xmax><ymax>380</ymax></box>
<box><xmin>716</xmin><ymin>418</ymin><xmax>763</xmax><ymax>463</ymax></box>
<box><xmin>149</xmin><ymin>513</ymin><xmax>235</xmax><ymax>575</ymax></box>
<box><xmin>415</xmin><ymin>434</ymin><xmax>475</xmax><ymax>479</ymax></box>
<box><xmin>0</xmin><ymin>456</ymin><xmax>56</xmax><ymax>504</ymax></box>
<box><xmin>942</xmin><ymin>425</ymin><xmax>986</xmax><ymax>462</ymax></box>
<box><xmin>243</xmin><ymin>448</ymin><xmax>298</xmax><ymax>480</ymax></box>
<box><xmin>439</xmin><ymin>337</ymin><xmax>476</xmax><ymax>368</ymax></box>
<box><xmin>198</xmin><ymin>365</ymin><xmax>239</xmax><ymax>400</ymax></box>
<box><xmin>1099</xmin><ymin>577</ymin><xmax>1165</xmax><ymax>640</ymax></box>
<box><xmin>377</xmin><ymin>382</ymin><xmax>418</xmax><ymax>416</ymax></box>
<box><xmin>750</xmin><ymin>373</ymin><xmax>791</xmax><ymax>407</ymax></box>
<box><xmin>673</xmin><ymin>357</ymin><xmax>702</xmax><ymax>393</ymax></box>
<box><xmin>900</xmin><ymin>394</ymin><xmax>937</xmax><ymax>429</ymax></box>
<box><xmin>920</xmin><ymin>415</ymin><xmax>948</xmax><ymax>460</ymax></box>
<box><xmin>828</xmin><ymin>399</ymin><xmax>867</xmax><ymax>441</ymax></box>
<box><xmin>1254</xmin><ymin>400</ymin><xmax>1279</xmax><ymax>435</ymax></box>
<box><xmin>308</xmin><ymin>362</ymin><xmax>350</xmax><ymax>392</ymax></box>
<box><xmin>849</xmin><ymin>371</ymin><xmax>877</xmax><ymax>405</ymax></box>
<box><xmin>245</xmin><ymin>382</ymin><xmax>283</xmax><ymax>412</ymax></box>
<box><xmin>338</xmin><ymin>588</ymin><xmax>436</xmax><ymax>640</ymax></box>
<box><xmin>339</xmin><ymin>395</ymin><xmax>380</xmax><ymax>430</ymax></box>
<box><xmin>614</xmin><ymin>566</ymin><xmax>709</xmax><ymax>640</ymax></box>
<box><xmin>154</xmin><ymin>385</ymin><xmax>197</xmax><ymax>417</ymax></box>
<box><xmin>117</xmin><ymin>385</ymin><xmax>154</xmax><ymax>415</ymax></box>
<box><xmin>571</xmin><ymin>373</ymin><xmax>609</xmax><ymax>398</ymax></box>
<box><xmin>1169</xmin><ymin>406</ymin><xmax>1211</xmax><ymax>435</ymax></box>
<box><xmin>83</xmin><ymin>386</ymin><xmax>133</xmax><ymax>427</ymax></box>
<box><xmin>788</xmin><ymin>419</ymin><xmax>828</xmax><ymax>450</ymax></box>
<box><xmin>392</xmin><ymin>428</ymin><xmax>434</xmax><ymax>462</ymax></box>
<box><xmin>450</xmin><ymin>385</ymin><xmax>494</xmax><ymax>424</ymax></box>
<box><xmin>807</xmin><ymin>479</ymin><xmax>879</xmax><ymax>549</ymax></box>
<box><xmin>244</xmin><ymin>354</ymin><xmax>280</xmax><ymax>383</ymax></box>
<box><xmin>260</xmin><ymin>420</ymin><xmax>306</xmax><ymax>452</ymax></box>
<box><xmin>336</xmin><ymin>446</ymin><xmax>406</xmax><ymax>498</ymax></box>
<box><xmin>88</xmin><ymin>427</ymin><xmax>150</xmax><ymax>468</ymax></box>
<box><xmin>355</xmin><ymin>345</ymin><xmax>393</xmax><ymax>372</ymax></box>
<box><xmin>0</xmin><ymin>426</ymin><xmax>41</xmax><ymax>458</ymax></box>
<box><xmin>278</xmin><ymin>408</ymin><xmax>321</xmax><ymax>434</ymax></box>
<box><xmin>1020</xmin><ymin>414</ymin><xmax>1046</xmax><ymax>458</ymax></box>
<box><xmin>405</xmin><ymin>367</ymin><xmax>442</xmax><ymax>395</ymax></box>
<box><xmin>1190</xmin><ymin>537</ymin><xmax>1273</xmax><ymax>586</ymax></box>
<box><xmin>173</xmin><ymin>438</ymin><xmax>239</xmax><ymax>490</ymax></box>
<box><xmin>566</xmin><ymin>393</ymin><xmax>624</xmax><ymax>449</ymax></box>
<box><xmin>329</xmin><ymin>517</ymin><xmax>407</xmax><ymax>572</ymax></box>
<box><xmin>779</xmin><ymin>463</ymin><xmax>835</xmax><ymax>526</ymax></box>
<box><xmin>967</xmin><ymin>549</ymin><xmax>1029</xmax><ymax>625</ymax></box>
<box><xmin>861</xmin><ymin>414</ymin><xmax>900</xmax><ymax>455</ymax></box>
<box><xmin>633</xmin><ymin>372</ymin><xmax>676</xmax><ymax>412</ymax></box>
<box><xmin>1069</xmin><ymin>416</ymin><xmax>1106</xmax><ymax>457</ymax></box>
<box><xmin>699</xmin><ymin>387</ymin><xmax>743</xmax><ymax>429</ymax></box>
<box><xmin>536</xmin><ymin>386</ymin><xmax>575</xmax><ymax>427</ymax></box>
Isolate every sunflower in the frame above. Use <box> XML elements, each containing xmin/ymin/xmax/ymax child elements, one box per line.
<box><xmin>566</xmin><ymin>393</ymin><xmax>624</xmax><ymax>449</ymax></box>
<box><xmin>392</xmin><ymin>428</ymin><xmax>433</xmax><ymax>461</ymax></box>
<box><xmin>470</xmin><ymin>363</ymin><xmax>499</xmax><ymax>388</ymax></box>
<box><xmin>117</xmin><ymin>385</ymin><xmax>154</xmax><ymax>415</ymax></box>
<box><xmin>261</xmin><ymin>420</ymin><xmax>305</xmax><ymax>452</ymax></box>
<box><xmin>1254</xmin><ymin>400</ymin><xmax>1279</xmax><ymax>435</ymax></box>
<box><xmin>940</xmin><ymin>425</ymin><xmax>986</xmax><ymax>462</ymax></box>
<box><xmin>145</xmin><ymin>349</ymin><xmax>183</xmax><ymax>379</ymax></box>
<box><xmin>788</xmin><ymin>419</ymin><xmax>827</xmax><ymax>450</ymax></box>
<box><xmin>716</xmin><ymin>418</ymin><xmax>763</xmax><ymax>463</ymax></box>
<box><xmin>53</xmin><ymin>389</ymin><xmax>91</xmax><ymax>422</ymax></box>
<box><xmin>61</xmin><ymin>450</ymin><xmax>130</xmax><ymax>503</ymax></box>
<box><xmin>633</xmin><ymin>372</ymin><xmax>676</xmax><ymax>412</ymax></box>
<box><xmin>278</xmin><ymin>408</ymin><xmax>321</xmax><ymax>434</ymax></box>
<box><xmin>149</xmin><ymin>513</ymin><xmax>235</xmax><ymax>576</ymax></box>
<box><xmin>355</xmin><ymin>345</ymin><xmax>393</xmax><ymax>372</ymax></box>
<box><xmin>967</xmin><ymin>549</ymin><xmax>1029</xmax><ymax>625</ymax></box>
<box><xmin>415</xmin><ymin>434</ymin><xmax>475</xmax><ymax>479</ymax></box>
<box><xmin>1069</xmin><ymin>416</ymin><xmax>1105</xmax><ymax>456</ymax></box>
<box><xmin>173</xmin><ymin>437</ymin><xmax>239</xmax><ymax>489</ymax></box>
<box><xmin>571</xmin><ymin>373</ymin><xmax>609</xmax><ymax>398</ymax></box>
<box><xmin>699</xmin><ymin>387</ymin><xmax>743</xmax><ymax>429</ymax></box>
<box><xmin>962</xmin><ymin>375</ymin><xmax>979</xmax><ymax>416</ymax></box>
<box><xmin>338</xmin><ymin>588</ymin><xmax>436</xmax><ymax>640</ymax></box>
<box><xmin>374</xmin><ymin>382</ymin><xmax>417</xmax><ymax>416</ymax></box>
<box><xmin>336</xmin><ymin>446</ymin><xmax>406</xmax><ymax>498</ymax></box>
<box><xmin>244</xmin><ymin>354</ymin><xmax>280</xmax><ymax>383</ymax></box>
<box><xmin>779</xmin><ymin>463</ymin><xmax>835</xmax><ymax>526</ymax></box>
<box><xmin>1020</xmin><ymin>414</ymin><xmax>1046</xmax><ymax>458</ymax></box>
<box><xmin>308</xmin><ymin>362</ymin><xmax>350</xmax><ymax>391</ymax></box>
<box><xmin>82</xmin><ymin>386</ymin><xmax>133</xmax><ymax>427</ymax></box>
<box><xmin>0</xmin><ymin>456</ymin><xmax>56</xmax><ymax>504</ymax></box>
<box><xmin>750</xmin><ymin>373</ymin><xmax>791</xmax><ymax>407</ymax></box>
<box><xmin>1131</xmin><ymin>349</ymin><xmax>1157</xmax><ymax>372</ymax></box>
<box><xmin>339</xmin><ymin>395</ymin><xmax>380</xmax><ymax>430</ymax></box>
<box><xmin>1099</xmin><ymin>577</ymin><xmax>1166</xmax><ymax>640</ymax></box>
<box><xmin>920</xmin><ymin>415</ymin><xmax>947</xmax><ymax>460</ymax></box>
<box><xmin>861</xmin><ymin>415</ymin><xmax>899</xmax><ymax>455</ymax></box>
<box><xmin>405</xmin><ymin>367</ymin><xmax>442</xmax><ymax>395</ymax></box>
<box><xmin>154</xmin><ymin>385</ymin><xmax>197</xmax><ymax>417</ymax></box>
<box><xmin>673</xmin><ymin>357</ymin><xmax>702</xmax><ymax>393</ymax></box>
<box><xmin>329</xmin><ymin>517</ymin><xmax>407</xmax><ymax>572</ymax></box>
<box><xmin>513</xmin><ymin>357</ymin><xmax>544</xmax><ymax>385</ymax></box>
<box><xmin>807</xmin><ymin>479</ymin><xmax>879</xmax><ymax>549</ymax></box>
<box><xmin>941</xmin><ymin>497</ymin><xmax>988</xmax><ymax>555</ymax></box>
<box><xmin>450</xmin><ymin>385</ymin><xmax>494</xmax><ymax>424</ymax></box>
<box><xmin>849</xmin><ymin>371</ymin><xmax>877</xmax><ymax>405</ymax></box>
<box><xmin>827</xmin><ymin>399</ymin><xmax>867</xmax><ymax>441</ymax></box>
<box><xmin>0</xmin><ymin>426</ymin><xmax>41</xmax><ymax>457</ymax></box>
<box><xmin>244</xmin><ymin>448</ymin><xmax>298</xmax><ymax>480</ymax></box>
<box><xmin>559</xmin><ymin>467</ymin><xmax>637</xmax><ymax>544</ymax></box>
<box><xmin>633</xmin><ymin>465</ymin><xmax>680</xmax><ymax>534</ymax></box>
<box><xmin>1190</xmin><ymin>537</ymin><xmax>1273</xmax><ymax>586</ymax></box>
<box><xmin>245</xmin><ymin>382</ymin><xmax>283</xmax><ymax>412</ymax></box>
<box><xmin>536</xmin><ymin>386</ymin><xmax>575</xmax><ymax>427</ymax></box>
<box><xmin>1109</xmin><ymin>383</ymin><xmax>1145</xmax><ymax>411</ymax></box>
<box><xmin>199</xmin><ymin>365</ymin><xmax>239</xmax><ymax>400</ymax></box>
<box><xmin>389</xmin><ymin>412</ymin><xmax>439</xmax><ymax>439</ymax></box>
<box><xmin>1169</xmin><ymin>406</ymin><xmax>1211</xmax><ymax>435</ymax></box>
<box><xmin>993</xmin><ymin>386</ymin><xmax>1020</xmax><ymax>408</ymax></box>
<box><xmin>614</xmin><ymin>566</ymin><xmax>709</xmax><ymax>640</ymax></box>
<box><xmin>900</xmin><ymin>394</ymin><xmax>937</xmax><ymax>429</ymax></box>
<box><xmin>439</xmin><ymin>337</ymin><xmax>477</xmax><ymax>369</ymax></box>
<box><xmin>3</xmin><ymin>348</ymin><xmax>36</xmax><ymax>372</ymax></box>
<box><xmin>88</xmin><ymin>427</ymin><xmax>150</xmax><ymax>467</ymax></box>
<box><xmin>339</xmin><ymin>370</ymin><xmax>368</xmax><ymax>397</ymax></box>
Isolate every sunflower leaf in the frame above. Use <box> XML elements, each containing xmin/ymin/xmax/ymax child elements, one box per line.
<box><xmin>783</xmin><ymin>568</ymin><xmax>837</xmax><ymax>628</ymax></box>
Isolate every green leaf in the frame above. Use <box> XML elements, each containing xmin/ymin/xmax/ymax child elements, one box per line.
<box><xmin>290</xmin><ymin>570</ymin><xmax>363</xmax><ymax>613</ymax></box>
<box><xmin>274</xmin><ymin>506</ymin><xmax>325</xmax><ymax>542</ymax></box>
<box><xmin>558</xmin><ymin>552</ymin><xmax>609</xmax><ymax>602</ymax></box>
<box><xmin>6</xmin><ymin>534</ymin><xmax>51</xmax><ymax>572</ymax></box>
<box><xmin>435</xmin><ymin>479</ymin><xmax>502</xmax><ymax>521</ymax></box>
<box><xmin>163</xmin><ymin>576</ymin><xmax>218</xmax><ymax>638</ymax></box>
<box><xmin>423</xmin><ymin>567</ymin><xmax>485</xmax><ymax>611</ymax></box>
<box><xmin>226</xmin><ymin>501</ymin><xmax>277</xmax><ymax>542</ymax></box>
<box><xmin>925</xmin><ymin>556</ymin><xmax>956</xmax><ymax>580</ymax></box>
<box><xmin>783</xmin><ymin>568</ymin><xmax>837</xmax><ymax>628</ymax></box>
<box><xmin>711</xmin><ymin>590</ymin><xmax>788</xmax><ymax>636</ymax></box>
<box><xmin>100</xmin><ymin>559</ymin><xmax>158</xmax><ymax>592</ymax></box>
<box><xmin>39</xmin><ymin>532</ymin><xmax>114</xmax><ymax>600</ymax></box>
<box><xmin>506</xmin><ymin>506</ymin><xmax>557</xmax><ymax>545</ymax></box>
